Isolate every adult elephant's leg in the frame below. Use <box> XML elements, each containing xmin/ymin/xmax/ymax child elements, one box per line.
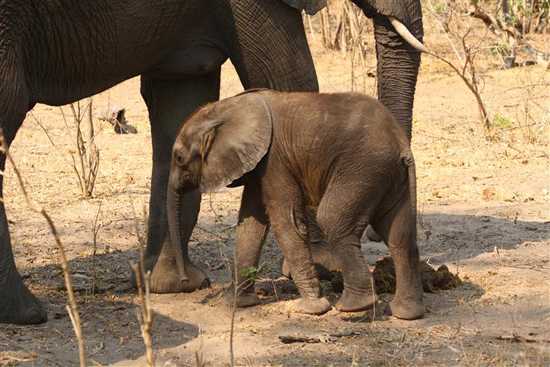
<box><xmin>0</xmin><ymin>157</ymin><xmax>48</xmax><ymax>325</ymax></box>
<box><xmin>0</xmin><ymin>69</ymin><xmax>47</xmax><ymax>324</ymax></box>
<box><xmin>373</xmin><ymin>11</ymin><xmax>423</xmax><ymax>140</ymax></box>
<box><xmin>225</xmin><ymin>0</ymin><xmax>321</xmax><ymax>279</ymax></box>
<box><xmin>140</xmin><ymin>71</ymin><xmax>220</xmax><ymax>293</ymax></box>
<box><xmin>350</xmin><ymin>1</ymin><xmax>423</xmax><ymax>242</ymax></box>
<box><xmin>227</xmin><ymin>0</ymin><xmax>318</xmax><ymax>91</ymax></box>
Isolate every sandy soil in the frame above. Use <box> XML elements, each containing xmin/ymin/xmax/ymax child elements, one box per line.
<box><xmin>1</xmin><ymin>20</ymin><xmax>549</xmax><ymax>367</ymax></box>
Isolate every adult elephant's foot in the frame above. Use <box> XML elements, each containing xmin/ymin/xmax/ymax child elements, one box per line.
<box><xmin>290</xmin><ymin>297</ymin><xmax>331</xmax><ymax>315</ymax></box>
<box><xmin>389</xmin><ymin>295</ymin><xmax>424</xmax><ymax>320</ymax></box>
<box><xmin>0</xmin><ymin>272</ymin><xmax>47</xmax><ymax>325</ymax></box>
<box><xmin>147</xmin><ymin>254</ymin><xmax>210</xmax><ymax>293</ymax></box>
<box><xmin>335</xmin><ymin>288</ymin><xmax>377</xmax><ymax>313</ymax></box>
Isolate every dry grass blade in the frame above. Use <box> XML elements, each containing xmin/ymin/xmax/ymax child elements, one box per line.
<box><xmin>0</xmin><ymin>130</ymin><xmax>87</xmax><ymax>367</ymax></box>
<box><xmin>131</xmin><ymin>263</ymin><xmax>155</xmax><ymax>367</ymax></box>
<box><xmin>130</xmin><ymin>200</ymin><xmax>155</xmax><ymax>367</ymax></box>
<box><xmin>90</xmin><ymin>202</ymin><xmax>103</xmax><ymax>298</ymax></box>
<box><xmin>229</xmin><ymin>255</ymin><xmax>238</xmax><ymax>367</ymax></box>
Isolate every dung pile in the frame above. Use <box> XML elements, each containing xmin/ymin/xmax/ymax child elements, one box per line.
<box><xmin>330</xmin><ymin>257</ymin><xmax>462</xmax><ymax>294</ymax></box>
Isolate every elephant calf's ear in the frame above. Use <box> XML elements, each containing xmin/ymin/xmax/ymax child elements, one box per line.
<box><xmin>199</xmin><ymin>120</ymin><xmax>222</xmax><ymax>165</ymax></box>
<box><xmin>199</xmin><ymin>95</ymin><xmax>273</xmax><ymax>193</ymax></box>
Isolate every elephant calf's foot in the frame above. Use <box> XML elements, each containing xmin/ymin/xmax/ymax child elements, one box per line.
<box><xmin>335</xmin><ymin>288</ymin><xmax>377</xmax><ymax>313</ymax></box>
<box><xmin>148</xmin><ymin>255</ymin><xmax>210</xmax><ymax>293</ymax></box>
<box><xmin>290</xmin><ymin>297</ymin><xmax>331</xmax><ymax>315</ymax></box>
<box><xmin>389</xmin><ymin>296</ymin><xmax>424</xmax><ymax>320</ymax></box>
<box><xmin>236</xmin><ymin>291</ymin><xmax>260</xmax><ymax>308</ymax></box>
<box><xmin>225</xmin><ymin>287</ymin><xmax>261</xmax><ymax>308</ymax></box>
<box><xmin>0</xmin><ymin>274</ymin><xmax>48</xmax><ymax>325</ymax></box>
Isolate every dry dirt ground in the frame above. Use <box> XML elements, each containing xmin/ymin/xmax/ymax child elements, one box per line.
<box><xmin>1</xmin><ymin>27</ymin><xmax>549</xmax><ymax>367</ymax></box>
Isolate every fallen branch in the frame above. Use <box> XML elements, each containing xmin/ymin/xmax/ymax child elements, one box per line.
<box><xmin>495</xmin><ymin>334</ymin><xmax>550</xmax><ymax>344</ymax></box>
<box><xmin>279</xmin><ymin>330</ymin><xmax>360</xmax><ymax>344</ymax></box>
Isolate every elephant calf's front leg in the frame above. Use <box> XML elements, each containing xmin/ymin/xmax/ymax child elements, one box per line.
<box><xmin>266</xmin><ymin>190</ymin><xmax>331</xmax><ymax>315</ymax></box>
<box><xmin>233</xmin><ymin>183</ymin><xmax>269</xmax><ymax>308</ymax></box>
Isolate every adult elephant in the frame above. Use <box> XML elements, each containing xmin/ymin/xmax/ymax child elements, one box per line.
<box><xmin>0</xmin><ymin>0</ymin><xmax>424</xmax><ymax>325</ymax></box>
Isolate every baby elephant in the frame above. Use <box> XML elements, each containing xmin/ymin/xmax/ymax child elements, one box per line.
<box><xmin>168</xmin><ymin>89</ymin><xmax>424</xmax><ymax>320</ymax></box>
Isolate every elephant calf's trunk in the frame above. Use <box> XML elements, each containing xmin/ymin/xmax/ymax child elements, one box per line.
<box><xmin>166</xmin><ymin>186</ymin><xmax>189</xmax><ymax>282</ymax></box>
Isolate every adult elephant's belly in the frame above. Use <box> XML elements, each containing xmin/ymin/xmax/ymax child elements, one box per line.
<box><xmin>34</xmin><ymin>72</ymin><xmax>143</xmax><ymax>107</ymax></box>
<box><xmin>33</xmin><ymin>42</ymin><xmax>227</xmax><ymax>106</ymax></box>
<box><xmin>32</xmin><ymin>41</ymin><xmax>178</xmax><ymax>106</ymax></box>
<box><xmin>29</xmin><ymin>0</ymin><xmax>199</xmax><ymax>106</ymax></box>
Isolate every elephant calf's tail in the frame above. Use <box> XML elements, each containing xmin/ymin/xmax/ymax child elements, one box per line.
<box><xmin>401</xmin><ymin>150</ymin><xmax>417</xmax><ymax>237</ymax></box>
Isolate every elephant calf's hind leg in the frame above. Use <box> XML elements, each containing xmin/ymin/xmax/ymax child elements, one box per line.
<box><xmin>330</xmin><ymin>235</ymin><xmax>377</xmax><ymax>313</ymax></box>
<box><xmin>373</xmin><ymin>197</ymin><xmax>424</xmax><ymax>320</ymax></box>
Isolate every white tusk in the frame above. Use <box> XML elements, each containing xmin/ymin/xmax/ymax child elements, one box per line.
<box><xmin>389</xmin><ymin>17</ymin><xmax>429</xmax><ymax>54</ymax></box>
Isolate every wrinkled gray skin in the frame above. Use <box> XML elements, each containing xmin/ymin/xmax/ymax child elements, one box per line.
<box><xmin>168</xmin><ymin>90</ymin><xmax>424</xmax><ymax>319</ymax></box>
<box><xmin>0</xmin><ymin>0</ymin><xmax>423</xmax><ymax>325</ymax></box>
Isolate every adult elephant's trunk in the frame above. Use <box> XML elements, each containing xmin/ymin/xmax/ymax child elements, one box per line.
<box><xmin>166</xmin><ymin>185</ymin><xmax>189</xmax><ymax>282</ymax></box>
<box><xmin>374</xmin><ymin>15</ymin><xmax>421</xmax><ymax>140</ymax></box>
<box><xmin>350</xmin><ymin>0</ymin><xmax>424</xmax><ymax>140</ymax></box>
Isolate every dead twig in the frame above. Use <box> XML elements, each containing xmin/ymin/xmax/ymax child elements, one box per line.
<box><xmin>90</xmin><ymin>202</ymin><xmax>103</xmax><ymax>298</ymax></box>
<box><xmin>495</xmin><ymin>334</ymin><xmax>550</xmax><ymax>344</ymax></box>
<box><xmin>131</xmin><ymin>263</ymin><xmax>154</xmax><ymax>367</ymax></box>
<box><xmin>427</xmin><ymin>2</ymin><xmax>494</xmax><ymax>137</ymax></box>
<box><xmin>0</xmin><ymin>130</ymin><xmax>87</xmax><ymax>367</ymax></box>
<box><xmin>130</xmin><ymin>200</ymin><xmax>155</xmax><ymax>367</ymax></box>
<box><xmin>190</xmin><ymin>326</ymin><xmax>207</xmax><ymax>366</ymax></box>
<box><xmin>64</xmin><ymin>98</ymin><xmax>100</xmax><ymax>198</ymax></box>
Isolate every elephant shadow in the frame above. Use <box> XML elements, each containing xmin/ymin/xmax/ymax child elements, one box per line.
<box><xmin>8</xmin><ymin>211</ymin><xmax>547</xmax><ymax>365</ymax></box>
<box><xmin>415</xmin><ymin>212</ymin><xmax>549</xmax><ymax>265</ymax></box>
<box><xmin>10</xmin><ymin>252</ymin><xmax>199</xmax><ymax>367</ymax></box>
<box><xmin>192</xmin><ymin>210</ymin><xmax>549</xmax><ymax>282</ymax></box>
<box><xmin>194</xmin><ymin>210</ymin><xmax>548</xmax><ymax>318</ymax></box>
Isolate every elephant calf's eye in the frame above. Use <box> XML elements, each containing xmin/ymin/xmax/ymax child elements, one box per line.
<box><xmin>175</xmin><ymin>152</ymin><xmax>186</xmax><ymax>167</ymax></box>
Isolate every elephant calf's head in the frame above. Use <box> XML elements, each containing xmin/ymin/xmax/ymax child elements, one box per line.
<box><xmin>169</xmin><ymin>92</ymin><xmax>273</xmax><ymax>195</ymax></box>
<box><xmin>169</xmin><ymin>118</ymin><xmax>221</xmax><ymax>192</ymax></box>
<box><xmin>167</xmin><ymin>92</ymin><xmax>273</xmax><ymax>279</ymax></box>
